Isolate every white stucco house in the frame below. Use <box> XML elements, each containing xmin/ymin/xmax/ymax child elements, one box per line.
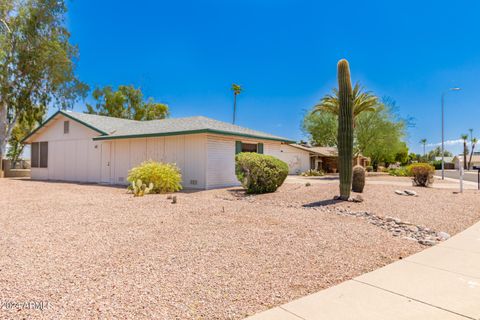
<box><xmin>23</xmin><ymin>110</ymin><xmax>313</xmax><ymax>189</ymax></box>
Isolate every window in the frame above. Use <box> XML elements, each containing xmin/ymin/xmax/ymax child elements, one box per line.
<box><xmin>241</xmin><ymin>143</ymin><xmax>257</xmax><ymax>153</ymax></box>
<box><xmin>31</xmin><ymin>142</ymin><xmax>39</xmax><ymax>167</ymax></box>
<box><xmin>235</xmin><ymin>141</ymin><xmax>264</xmax><ymax>154</ymax></box>
<box><xmin>40</xmin><ymin>142</ymin><xmax>48</xmax><ymax>168</ymax></box>
<box><xmin>31</xmin><ymin>141</ymin><xmax>48</xmax><ymax>168</ymax></box>
<box><xmin>64</xmin><ymin>121</ymin><xmax>69</xmax><ymax>134</ymax></box>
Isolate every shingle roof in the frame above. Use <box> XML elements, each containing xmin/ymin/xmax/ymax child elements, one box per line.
<box><xmin>289</xmin><ymin>144</ymin><xmax>338</xmax><ymax>157</ymax></box>
<box><xmin>24</xmin><ymin>110</ymin><xmax>294</xmax><ymax>143</ymax></box>
<box><xmin>64</xmin><ymin>111</ymin><xmax>137</xmax><ymax>135</ymax></box>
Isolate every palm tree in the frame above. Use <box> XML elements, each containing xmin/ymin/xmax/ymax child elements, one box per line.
<box><xmin>231</xmin><ymin>84</ymin><xmax>243</xmax><ymax>124</ymax></box>
<box><xmin>461</xmin><ymin>134</ymin><xmax>469</xmax><ymax>169</ymax></box>
<box><xmin>469</xmin><ymin>128</ymin><xmax>474</xmax><ymax>141</ymax></box>
<box><xmin>312</xmin><ymin>83</ymin><xmax>379</xmax><ymax>120</ymax></box>
<box><xmin>420</xmin><ymin>139</ymin><xmax>427</xmax><ymax>158</ymax></box>
<box><xmin>468</xmin><ymin>137</ymin><xmax>478</xmax><ymax>170</ymax></box>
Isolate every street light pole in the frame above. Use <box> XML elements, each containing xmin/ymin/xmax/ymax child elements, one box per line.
<box><xmin>441</xmin><ymin>87</ymin><xmax>461</xmax><ymax>180</ymax></box>
<box><xmin>441</xmin><ymin>93</ymin><xmax>445</xmax><ymax>180</ymax></box>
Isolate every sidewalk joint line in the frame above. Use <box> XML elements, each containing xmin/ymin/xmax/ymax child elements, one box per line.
<box><xmin>278</xmin><ymin>306</ymin><xmax>307</xmax><ymax>320</ymax></box>
<box><xmin>352</xmin><ymin>279</ymin><xmax>475</xmax><ymax>320</ymax></box>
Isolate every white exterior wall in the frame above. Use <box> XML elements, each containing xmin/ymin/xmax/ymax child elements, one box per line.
<box><xmin>30</xmin><ymin>115</ymin><xmax>102</xmax><ymax>183</ymax></box>
<box><xmin>264</xmin><ymin>143</ymin><xmax>311</xmax><ymax>174</ymax></box>
<box><xmin>205</xmin><ymin>135</ymin><xmax>311</xmax><ymax>188</ymax></box>
<box><xmin>206</xmin><ymin>135</ymin><xmax>240</xmax><ymax>189</ymax></box>
<box><xmin>108</xmin><ymin>134</ymin><xmax>207</xmax><ymax>189</ymax></box>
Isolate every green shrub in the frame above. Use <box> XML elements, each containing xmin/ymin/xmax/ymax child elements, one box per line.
<box><xmin>300</xmin><ymin>169</ymin><xmax>325</xmax><ymax>176</ymax></box>
<box><xmin>431</xmin><ymin>160</ymin><xmax>442</xmax><ymax>170</ymax></box>
<box><xmin>366</xmin><ymin>166</ymin><xmax>373</xmax><ymax>172</ymax></box>
<box><xmin>127</xmin><ymin>160</ymin><xmax>182</xmax><ymax>193</ymax></box>
<box><xmin>235</xmin><ymin>152</ymin><xmax>288</xmax><ymax>194</ymax></box>
<box><xmin>388</xmin><ymin>167</ymin><xmax>411</xmax><ymax>177</ymax></box>
<box><xmin>407</xmin><ymin>163</ymin><xmax>435</xmax><ymax>187</ymax></box>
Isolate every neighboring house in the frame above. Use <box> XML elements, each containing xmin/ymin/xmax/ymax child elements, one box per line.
<box><xmin>23</xmin><ymin>110</ymin><xmax>312</xmax><ymax>189</ymax></box>
<box><xmin>289</xmin><ymin>144</ymin><xmax>370</xmax><ymax>173</ymax></box>
<box><xmin>452</xmin><ymin>155</ymin><xmax>480</xmax><ymax>170</ymax></box>
<box><xmin>435</xmin><ymin>156</ymin><xmax>455</xmax><ymax>169</ymax></box>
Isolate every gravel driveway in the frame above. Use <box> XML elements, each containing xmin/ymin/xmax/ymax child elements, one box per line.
<box><xmin>1</xmin><ymin>177</ymin><xmax>478</xmax><ymax>319</ymax></box>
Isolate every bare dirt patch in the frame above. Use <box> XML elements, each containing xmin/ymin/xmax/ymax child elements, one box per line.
<box><xmin>0</xmin><ymin>177</ymin><xmax>477</xmax><ymax>319</ymax></box>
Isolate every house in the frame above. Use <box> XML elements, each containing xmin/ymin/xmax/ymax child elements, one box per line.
<box><xmin>289</xmin><ymin>144</ymin><xmax>370</xmax><ymax>173</ymax></box>
<box><xmin>435</xmin><ymin>156</ymin><xmax>455</xmax><ymax>169</ymax></box>
<box><xmin>23</xmin><ymin>110</ymin><xmax>314</xmax><ymax>189</ymax></box>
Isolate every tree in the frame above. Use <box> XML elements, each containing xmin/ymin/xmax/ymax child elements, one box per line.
<box><xmin>461</xmin><ymin>134</ymin><xmax>469</xmax><ymax>169</ymax></box>
<box><xmin>426</xmin><ymin>146</ymin><xmax>452</xmax><ymax>161</ymax></box>
<box><xmin>355</xmin><ymin>102</ymin><xmax>407</xmax><ymax>167</ymax></box>
<box><xmin>6</xmin><ymin>118</ymin><xmax>39</xmax><ymax>166</ymax></box>
<box><xmin>419</xmin><ymin>139</ymin><xmax>427</xmax><ymax>157</ymax></box>
<box><xmin>86</xmin><ymin>85</ymin><xmax>169</xmax><ymax>120</ymax></box>
<box><xmin>303</xmin><ymin>97</ymin><xmax>408</xmax><ymax>168</ymax></box>
<box><xmin>468</xmin><ymin>137</ymin><xmax>478</xmax><ymax>169</ymax></box>
<box><xmin>312</xmin><ymin>82</ymin><xmax>379</xmax><ymax>120</ymax></box>
<box><xmin>231</xmin><ymin>83</ymin><xmax>242</xmax><ymax>124</ymax></box>
<box><xmin>0</xmin><ymin>0</ymin><xmax>88</xmax><ymax>160</ymax></box>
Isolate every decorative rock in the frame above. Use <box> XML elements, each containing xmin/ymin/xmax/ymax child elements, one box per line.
<box><xmin>394</xmin><ymin>190</ymin><xmax>406</xmax><ymax>195</ymax></box>
<box><xmin>419</xmin><ymin>239</ymin><xmax>437</xmax><ymax>246</ymax></box>
<box><xmin>404</xmin><ymin>189</ymin><xmax>418</xmax><ymax>196</ymax></box>
<box><xmin>352</xmin><ymin>195</ymin><xmax>363</xmax><ymax>203</ymax></box>
<box><xmin>328</xmin><ymin>208</ymin><xmax>448</xmax><ymax>247</ymax></box>
<box><xmin>408</xmin><ymin>226</ymin><xmax>419</xmax><ymax>233</ymax></box>
<box><xmin>437</xmin><ymin>231</ymin><xmax>451</xmax><ymax>241</ymax></box>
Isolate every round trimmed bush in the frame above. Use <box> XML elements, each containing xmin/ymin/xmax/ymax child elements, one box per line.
<box><xmin>235</xmin><ymin>153</ymin><xmax>289</xmax><ymax>194</ymax></box>
<box><xmin>127</xmin><ymin>160</ymin><xmax>182</xmax><ymax>193</ymax></box>
<box><xmin>407</xmin><ymin>163</ymin><xmax>435</xmax><ymax>187</ymax></box>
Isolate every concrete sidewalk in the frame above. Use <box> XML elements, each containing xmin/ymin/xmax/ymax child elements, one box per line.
<box><xmin>246</xmin><ymin>221</ymin><xmax>480</xmax><ymax>320</ymax></box>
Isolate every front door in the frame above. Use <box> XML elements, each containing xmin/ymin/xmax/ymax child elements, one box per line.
<box><xmin>101</xmin><ymin>142</ymin><xmax>111</xmax><ymax>183</ymax></box>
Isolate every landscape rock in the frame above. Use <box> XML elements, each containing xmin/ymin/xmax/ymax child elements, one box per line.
<box><xmin>437</xmin><ymin>231</ymin><xmax>451</xmax><ymax>241</ymax></box>
<box><xmin>332</xmin><ymin>209</ymin><xmax>448</xmax><ymax>246</ymax></box>
<box><xmin>404</xmin><ymin>189</ymin><xmax>418</xmax><ymax>196</ymax></box>
<box><xmin>394</xmin><ymin>190</ymin><xmax>406</xmax><ymax>195</ymax></box>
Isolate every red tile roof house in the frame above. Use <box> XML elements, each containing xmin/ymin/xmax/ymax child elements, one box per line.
<box><xmin>23</xmin><ymin>110</ymin><xmax>314</xmax><ymax>189</ymax></box>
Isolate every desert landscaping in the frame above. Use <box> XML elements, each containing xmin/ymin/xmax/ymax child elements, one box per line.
<box><xmin>1</xmin><ymin>175</ymin><xmax>478</xmax><ymax>319</ymax></box>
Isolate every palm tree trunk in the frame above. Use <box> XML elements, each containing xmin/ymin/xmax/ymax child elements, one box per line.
<box><xmin>232</xmin><ymin>93</ymin><xmax>237</xmax><ymax>124</ymax></box>
<box><xmin>464</xmin><ymin>142</ymin><xmax>468</xmax><ymax>169</ymax></box>
<box><xmin>469</xmin><ymin>143</ymin><xmax>476</xmax><ymax>169</ymax></box>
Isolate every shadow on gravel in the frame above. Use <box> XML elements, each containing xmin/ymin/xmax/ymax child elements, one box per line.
<box><xmin>303</xmin><ymin>199</ymin><xmax>342</xmax><ymax>207</ymax></box>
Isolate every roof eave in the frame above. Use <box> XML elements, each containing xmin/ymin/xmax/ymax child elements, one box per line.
<box><xmin>92</xmin><ymin>128</ymin><xmax>295</xmax><ymax>143</ymax></box>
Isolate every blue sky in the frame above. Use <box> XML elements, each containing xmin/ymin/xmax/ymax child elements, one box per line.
<box><xmin>66</xmin><ymin>0</ymin><xmax>480</xmax><ymax>155</ymax></box>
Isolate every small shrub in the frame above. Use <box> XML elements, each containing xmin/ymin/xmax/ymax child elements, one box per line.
<box><xmin>352</xmin><ymin>166</ymin><xmax>365</xmax><ymax>193</ymax></box>
<box><xmin>300</xmin><ymin>169</ymin><xmax>325</xmax><ymax>176</ymax></box>
<box><xmin>366</xmin><ymin>166</ymin><xmax>373</xmax><ymax>172</ymax></box>
<box><xmin>407</xmin><ymin>163</ymin><xmax>435</xmax><ymax>187</ymax></box>
<box><xmin>235</xmin><ymin>152</ymin><xmax>288</xmax><ymax>194</ymax></box>
<box><xmin>127</xmin><ymin>160</ymin><xmax>182</xmax><ymax>193</ymax></box>
<box><xmin>388</xmin><ymin>167</ymin><xmax>411</xmax><ymax>177</ymax></box>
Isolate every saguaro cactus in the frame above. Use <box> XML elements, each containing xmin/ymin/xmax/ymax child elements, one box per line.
<box><xmin>337</xmin><ymin>59</ymin><xmax>354</xmax><ymax>200</ymax></box>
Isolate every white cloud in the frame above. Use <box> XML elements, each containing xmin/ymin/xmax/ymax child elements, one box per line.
<box><xmin>426</xmin><ymin>139</ymin><xmax>464</xmax><ymax>147</ymax></box>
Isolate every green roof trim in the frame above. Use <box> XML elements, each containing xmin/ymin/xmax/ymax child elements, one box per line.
<box><xmin>21</xmin><ymin>110</ymin><xmax>108</xmax><ymax>143</ymax></box>
<box><xmin>92</xmin><ymin>129</ymin><xmax>296</xmax><ymax>143</ymax></box>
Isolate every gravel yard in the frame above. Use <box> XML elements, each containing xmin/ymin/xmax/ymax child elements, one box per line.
<box><xmin>1</xmin><ymin>177</ymin><xmax>479</xmax><ymax>319</ymax></box>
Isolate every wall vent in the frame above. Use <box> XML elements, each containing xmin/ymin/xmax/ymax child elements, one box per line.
<box><xmin>190</xmin><ymin>180</ymin><xmax>197</xmax><ymax>185</ymax></box>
